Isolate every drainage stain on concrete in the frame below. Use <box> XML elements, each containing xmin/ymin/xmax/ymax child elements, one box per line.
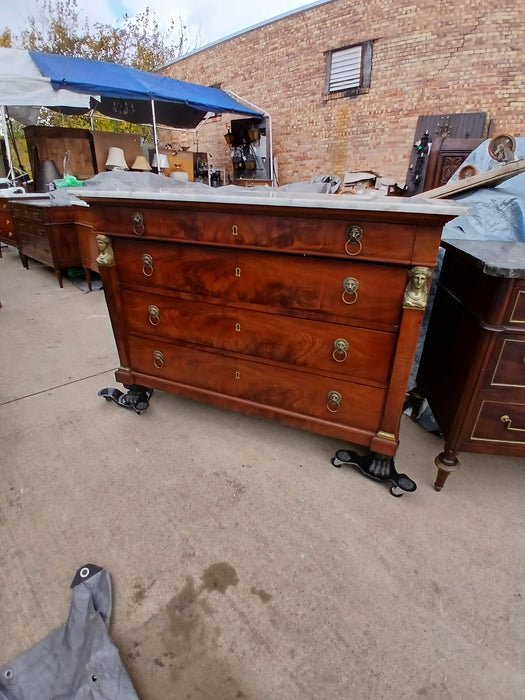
<box><xmin>250</xmin><ymin>586</ymin><xmax>272</xmax><ymax>603</ymax></box>
<box><xmin>120</xmin><ymin>562</ymin><xmax>247</xmax><ymax>699</ymax></box>
<box><xmin>132</xmin><ymin>579</ymin><xmax>156</xmax><ymax>605</ymax></box>
<box><xmin>200</xmin><ymin>562</ymin><xmax>239</xmax><ymax>593</ymax></box>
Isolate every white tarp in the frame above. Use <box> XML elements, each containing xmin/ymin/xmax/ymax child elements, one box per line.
<box><xmin>0</xmin><ymin>48</ymin><xmax>92</xmax><ymax>112</ymax></box>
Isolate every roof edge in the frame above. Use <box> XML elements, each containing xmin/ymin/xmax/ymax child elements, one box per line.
<box><xmin>157</xmin><ymin>0</ymin><xmax>334</xmax><ymax>70</ymax></box>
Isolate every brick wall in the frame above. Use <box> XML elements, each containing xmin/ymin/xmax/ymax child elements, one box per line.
<box><xmin>159</xmin><ymin>0</ymin><xmax>524</xmax><ymax>186</ymax></box>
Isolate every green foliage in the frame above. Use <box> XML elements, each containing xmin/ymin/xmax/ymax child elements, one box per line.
<box><xmin>3</xmin><ymin>0</ymin><xmax>195</xmax><ymax>133</ymax></box>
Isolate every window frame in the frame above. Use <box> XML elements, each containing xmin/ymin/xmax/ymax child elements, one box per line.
<box><xmin>324</xmin><ymin>40</ymin><xmax>373</xmax><ymax>98</ymax></box>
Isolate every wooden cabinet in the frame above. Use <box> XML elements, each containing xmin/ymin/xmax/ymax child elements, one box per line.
<box><xmin>0</xmin><ymin>198</ymin><xmax>15</xmax><ymax>252</ymax></box>
<box><xmin>80</xmin><ymin>189</ymin><xmax>460</xmax><ymax>469</ymax></box>
<box><xmin>11</xmin><ymin>198</ymin><xmax>84</xmax><ymax>288</ymax></box>
<box><xmin>416</xmin><ymin>240</ymin><xmax>525</xmax><ymax>490</ymax></box>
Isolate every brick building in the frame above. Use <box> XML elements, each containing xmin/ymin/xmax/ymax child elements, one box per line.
<box><xmin>159</xmin><ymin>0</ymin><xmax>524</xmax><ymax>186</ymax></box>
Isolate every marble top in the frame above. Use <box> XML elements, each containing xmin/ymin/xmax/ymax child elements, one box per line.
<box><xmin>76</xmin><ymin>186</ymin><xmax>467</xmax><ymax>217</ymax></box>
<box><xmin>444</xmin><ymin>239</ymin><xmax>525</xmax><ymax>278</ymax></box>
<box><xmin>72</xmin><ymin>172</ymin><xmax>467</xmax><ymax>218</ymax></box>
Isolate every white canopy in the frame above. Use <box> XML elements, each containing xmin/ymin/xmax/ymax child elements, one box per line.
<box><xmin>0</xmin><ymin>48</ymin><xmax>93</xmax><ymax>114</ymax></box>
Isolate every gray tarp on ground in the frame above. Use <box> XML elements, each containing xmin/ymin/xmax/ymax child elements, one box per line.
<box><xmin>0</xmin><ymin>565</ymin><xmax>139</xmax><ymax>700</ymax></box>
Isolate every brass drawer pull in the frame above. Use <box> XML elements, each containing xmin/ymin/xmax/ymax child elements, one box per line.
<box><xmin>500</xmin><ymin>414</ymin><xmax>525</xmax><ymax>433</ymax></box>
<box><xmin>153</xmin><ymin>350</ymin><xmax>165</xmax><ymax>368</ymax></box>
<box><xmin>142</xmin><ymin>253</ymin><xmax>153</xmax><ymax>276</ymax></box>
<box><xmin>327</xmin><ymin>390</ymin><xmax>342</xmax><ymax>412</ymax></box>
<box><xmin>345</xmin><ymin>225</ymin><xmax>363</xmax><ymax>256</ymax></box>
<box><xmin>342</xmin><ymin>277</ymin><xmax>359</xmax><ymax>305</ymax></box>
<box><xmin>148</xmin><ymin>305</ymin><xmax>160</xmax><ymax>325</ymax></box>
<box><xmin>332</xmin><ymin>338</ymin><xmax>349</xmax><ymax>362</ymax></box>
<box><xmin>132</xmin><ymin>211</ymin><xmax>145</xmax><ymax>235</ymax></box>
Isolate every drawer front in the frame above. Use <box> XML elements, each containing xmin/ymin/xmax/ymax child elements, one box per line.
<box><xmin>508</xmin><ymin>287</ymin><xmax>525</xmax><ymax>326</ymax></box>
<box><xmin>127</xmin><ymin>335</ymin><xmax>385</xmax><ymax>432</ymax></box>
<box><xmin>472</xmin><ymin>400</ymin><xmax>525</xmax><ymax>446</ymax></box>
<box><xmin>19</xmin><ymin>234</ymin><xmax>52</xmax><ymax>263</ymax></box>
<box><xmin>121</xmin><ymin>289</ymin><xmax>396</xmax><ymax>386</ymax></box>
<box><xmin>11</xmin><ymin>204</ymin><xmax>47</xmax><ymax>223</ymax></box>
<box><xmin>491</xmin><ymin>338</ymin><xmax>525</xmax><ymax>388</ymax></box>
<box><xmin>14</xmin><ymin>217</ymin><xmax>47</xmax><ymax>237</ymax></box>
<box><xmin>114</xmin><ymin>240</ymin><xmax>406</xmax><ymax>327</ymax></box>
<box><xmin>93</xmin><ymin>205</ymin><xmax>417</xmax><ymax>262</ymax></box>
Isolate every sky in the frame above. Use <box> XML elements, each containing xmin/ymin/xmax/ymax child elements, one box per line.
<box><xmin>1</xmin><ymin>0</ymin><xmax>324</xmax><ymax>52</ymax></box>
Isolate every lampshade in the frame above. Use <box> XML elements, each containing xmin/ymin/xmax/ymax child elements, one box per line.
<box><xmin>105</xmin><ymin>147</ymin><xmax>128</xmax><ymax>170</ymax></box>
<box><xmin>152</xmin><ymin>153</ymin><xmax>169</xmax><ymax>169</ymax></box>
<box><xmin>130</xmin><ymin>155</ymin><xmax>152</xmax><ymax>171</ymax></box>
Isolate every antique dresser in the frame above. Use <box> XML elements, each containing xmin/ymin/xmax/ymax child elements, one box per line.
<box><xmin>0</xmin><ymin>197</ymin><xmax>16</xmax><ymax>253</ymax></box>
<box><xmin>416</xmin><ymin>239</ymin><xmax>525</xmax><ymax>490</ymax></box>
<box><xmin>10</xmin><ymin>197</ymin><xmax>84</xmax><ymax>288</ymax></box>
<box><xmin>78</xmin><ymin>185</ymin><xmax>462</xmax><ymax>479</ymax></box>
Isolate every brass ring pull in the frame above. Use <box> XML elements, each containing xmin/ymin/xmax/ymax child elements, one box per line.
<box><xmin>345</xmin><ymin>225</ymin><xmax>364</xmax><ymax>256</ymax></box>
<box><xmin>142</xmin><ymin>253</ymin><xmax>153</xmax><ymax>277</ymax></box>
<box><xmin>153</xmin><ymin>350</ymin><xmax>165</xmax><ymax>368</ymax></box>
<box><xmin>332</xmin><ymin>338</ymin><xmax>349</xmax><ymax>362</ymax></box>
<box><xmin>132</xmin><ymin>211</ymin><xmax>145</xmax><ymax>236</ymax></box>
<box><xmin>327</xmin><ymin>390</ymin><xmax>342</xmax><ymax>413</ymax></box>
<box><xmin>500</xmin><ymin>415</ymin><xmax>525</xmax><ymax>433</ymax></box>
<box><xmin>148</xmin><ymin>305</ymin><xmax>160</xmax><ymax>326</ymax></box>
<box><xmin>342</xmin><ymin>277</ymin><xmax>359</xmax><ymax>305</ymax></box>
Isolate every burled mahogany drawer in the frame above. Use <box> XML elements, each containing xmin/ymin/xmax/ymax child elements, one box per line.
<box><xmin>471</xmin><ymin>401</ymin><xmax>525</xmax><ymax>446</ymax></box>
<box><xmin>127</xmin><ymin>335</ymin><xmax>385</xmax><ymax>432</ymax></box>
<box><xmin>491</xmin><ymin>338</ymin><xmax>525</xmax><ymax>388</ymax></box>
<box><xmin>121</xmin><ymin>289</ymin><xmax>396</xmax><ymax>387</ymax></box>
<box><xmin>91</xmin><ymin>204</ymin><xmax>418</xmax><ymax>263</ymax></box>
<box><xmin>114</xmin><ymin>240</ymin><xmax>407</xmax><ymax>329</ymax></box>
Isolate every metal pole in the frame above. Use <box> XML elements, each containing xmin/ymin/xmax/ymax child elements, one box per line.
<box><xmin>151</xmin><ymin>99</ymin><xmax>160</xmax><ymax>171</ymax></box>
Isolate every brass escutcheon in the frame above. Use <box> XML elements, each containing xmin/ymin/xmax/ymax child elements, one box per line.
<box><xmin>232</xmin><ymin>224</ymin><xmax>239</xmax><ymax>236</ymax></box>
<box><xmin>148</xmin><ymin>305</ymin><xmax>160</xmax><ymax>325</ymax></box>
<box><xmin>500</xmin><ymin>414</ymin><xmax>525</xmax><ymax>433</ymax></box>
<box><xmin>142</xmin><ymin>253</ymin><xmax>153</xmax><ymax>276</ymax></box>
<box><xmin>153</xmin><ymin>350</ymin><xmax>165</xmax><ymax>368</ymax></box>
<box><xmin>132</xmin><ymin>210</ymin><xmax>145</xmax><ymax>235</ymax></box>
<box><xmin>345</xmin><ymin>224</ymin><xmax>364</xmax><ymax>256</ymax></box>
<box><xmin>332</xmin><ymin>338</ymin><xmax>349</xmax><ymax>362</ymax></box>
<box><xmin>342</xmin><ymin>277</ymin><xmax>359</xmax><ymax>304</ymax></box>
<box><xmin>327</xmin><ymin>390</ymin><xmax>342</xmax><ymax>412</ymax></box>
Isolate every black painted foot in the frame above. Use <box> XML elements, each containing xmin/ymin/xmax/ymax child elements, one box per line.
<box><xmin>331</xmin><ymin>449</ymin><xmax>417</xmax><ymax>497</ymax></box>
<box><xmin>98</xmin><ymin>384</ymin><xmax>153</xmax><ymax>414</ymax></box>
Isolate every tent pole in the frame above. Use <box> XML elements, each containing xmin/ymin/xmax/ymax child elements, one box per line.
<box><xmin>1</xmin><ymin>106</ymin><xmax>15</xmax><ymax>181</ymax></box>
<box><xmin>151</xmin><ymin>99</ymin><xmax>160</xmax><ymax>172</ymax></box>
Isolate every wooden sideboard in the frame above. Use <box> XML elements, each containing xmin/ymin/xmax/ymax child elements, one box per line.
<box><xmin>416</xmin><ymin>240</ymin><xmax>525</xmax><ymax>490</ymax></box>
<box><xmin>78</xmin><ymin>186</ymin><xmax>462</xmax><ymax>479</ymax></box>
<box><xmin>11</xmin><ymin>198</ymin><xmax>84</xmax><ymax>288</ymax></box>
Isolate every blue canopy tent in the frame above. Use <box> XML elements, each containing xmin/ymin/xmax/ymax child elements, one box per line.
<box><xmin>0</xmin><ymin>48</ymin><xmax>266</xmax><ymax>180</ymax></box>
<box><xmin>29</xmin><ymin>51</ymin><xmax>263</xmax><ymax>129</ymax></box>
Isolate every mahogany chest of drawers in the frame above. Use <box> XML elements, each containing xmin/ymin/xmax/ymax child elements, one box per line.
<box><xmin>11</xmin><ymin>198</ymin><xmax>83</xmax><ymax>288</ymax></box>
<box><xmin>416</xmin><ymin>239</ymin><xmax>525</xmax><ymax>490</ymax></box>
<box><xmin>79</xmin><ymin>186</ymin><xmax>461</xmax><ymax>474</ymax></box>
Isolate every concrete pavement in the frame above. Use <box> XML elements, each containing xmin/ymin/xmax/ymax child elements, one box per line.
<box><xmin>1</xmin><ymin>244</ymin><xmax>524</xmax><ymax>699</ymax></box>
